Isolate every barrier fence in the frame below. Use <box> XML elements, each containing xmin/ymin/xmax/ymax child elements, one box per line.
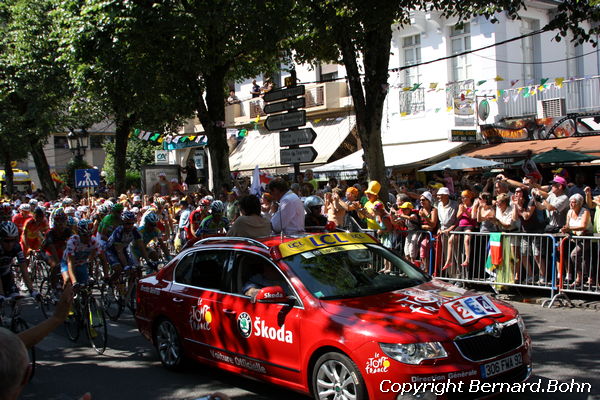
<box><xmin>367</xmin><ymin>227</ymin><xmax>599</xmax><ymax>308</ymax></box>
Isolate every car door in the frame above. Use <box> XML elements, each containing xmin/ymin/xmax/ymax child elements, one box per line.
<box><xmin>171</xmin><ymin>249</ymin><xmax>232</xmax><ymax>361</ymax></box>
<box><xmin>220</xmin><ymin>250</ymin><xmax>302</xmax><ymax>382</ymax></box>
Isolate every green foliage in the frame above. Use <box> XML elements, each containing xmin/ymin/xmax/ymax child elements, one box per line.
<box><xmin>102</xmin><ymin>138</ymin><xmax>159</xmax><ymax>184</ymax></box>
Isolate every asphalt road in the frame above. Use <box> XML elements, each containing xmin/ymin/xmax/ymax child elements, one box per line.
<box><xmin>18</xmin><ymin>299</ymin><xmax>600</xmax><ymax>400</ymax></box>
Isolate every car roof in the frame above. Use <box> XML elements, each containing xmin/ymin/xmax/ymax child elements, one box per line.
<box><xmin>192</xmin><ymin>234</ymin><xmax>311</xmax><ymax>251</ymax></box>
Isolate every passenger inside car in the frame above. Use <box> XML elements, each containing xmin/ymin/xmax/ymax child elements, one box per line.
<box><xmin>238</xmin><ymin>255</ymin><xmax>288</xmax><ymax>300</ymax></box>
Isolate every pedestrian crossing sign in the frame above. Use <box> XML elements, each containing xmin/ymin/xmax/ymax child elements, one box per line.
<box><xmin>75</xmin><ymin>168</ymin><xmax>100</xmax><ymax>188</ymax></box>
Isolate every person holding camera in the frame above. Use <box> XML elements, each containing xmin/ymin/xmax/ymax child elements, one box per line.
<box><xmin>532</xmin><ymin>176</ymin><xmax>569</xmax><ymax>234</ymax></box>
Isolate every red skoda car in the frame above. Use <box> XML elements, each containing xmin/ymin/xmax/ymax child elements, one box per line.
<box><xmin>136</xmin><ymin>232</ymin><xmax>532</xmax><ymax>400</ymax></box>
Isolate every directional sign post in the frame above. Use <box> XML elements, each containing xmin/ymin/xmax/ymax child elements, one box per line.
<box><xmin>280</xmin><ymin>147</ymin><xmax>318</xmax><ymax>165</ymax></box>
<box><xmin>279</xmin><ymin>128</ymin><xmax>317</xmax><ymax>147</ymax></box>
<box><xmin>262</xmin><ymin>84</ymin><xmax>318</xmax><ymax>172</ymax></box>
<box><xmin>265</xmin><ymin>110</ymin><xmax>306</xmax><ymax>131</ymax></box>
<box><xmin>75</xmin><ymin>168</ymin><xmax>100</xmax><ymax>189</ymax></box>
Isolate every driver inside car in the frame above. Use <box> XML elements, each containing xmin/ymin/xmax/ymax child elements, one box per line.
<box><xmin>242</xmin><ymin>262</ymin><xmax>287</xmax><ymax>301</ymax></box>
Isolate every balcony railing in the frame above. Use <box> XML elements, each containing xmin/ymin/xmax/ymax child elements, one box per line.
<box><xmin>499</xmin><ymin>76</ymin><xmax>600</xmax><ymax>118</ymax></box>
<box><xmin>227</xmin><ymin>81</ymin><xmax>350</xmax><ymax>126</ymax></box>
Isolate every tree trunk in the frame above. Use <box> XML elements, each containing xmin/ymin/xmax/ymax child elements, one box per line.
<box><xmin>195</xmin><ymin>67</ymin><xmax>231</xmax><ymax>194</ymax></box>
<box><xmin>338</xmin><ymin>23</ymin><xmax>393</xmax><ymax>202</ymax></box>
<box><xmin>114</xmin><ymin>115</ymin><xmax>133</xmax><ymax>195</ymax></box>
<box><xmin>29</xmin><ymin>135</ymin><xmax>58</xmax><ymax>199</ymax></box>
<box><xmin>3</xmin><ymin>153</ymin><xmax>14</xmax><ymax>197</ymax></box>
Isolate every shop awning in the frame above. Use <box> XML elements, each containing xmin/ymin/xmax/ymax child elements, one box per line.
<box><xmin>229</xmin><ymin>116</ymin><xmax>355</xmax><ymax>171</ymax></box>
<box><xmin>463</xmin><ymin>136</ymin><xmax>600</xmax><ymax>161</ymax></box>
<box><xmin>313</xmin><ymin>139</ymin><xmax>464</xmax><ymax>173</ymax></box>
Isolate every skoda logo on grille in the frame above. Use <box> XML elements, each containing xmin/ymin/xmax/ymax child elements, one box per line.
<box><xmin>485</xmin><ymin>323</ymin><xmax>503</xmax><ymax>338</ymax></box>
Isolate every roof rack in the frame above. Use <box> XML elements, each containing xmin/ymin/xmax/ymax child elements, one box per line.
<box><xmin>193</xmin><ymin>236</ymin><xmax>269</xmax><ymax>250</ymax></box>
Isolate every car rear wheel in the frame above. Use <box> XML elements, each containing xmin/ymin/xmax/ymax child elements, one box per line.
<box><xmin>312</xmin><ymin>352</ymin><xmax>367</xmax><ymax>400</ymax></box>
<box><xmin>154</xmin><ymin>319</ymin><xmax>184</xmax><ymax>370</ymax></box>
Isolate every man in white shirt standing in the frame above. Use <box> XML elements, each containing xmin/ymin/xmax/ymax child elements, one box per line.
<box><xmin>268</xmin><ymin>178</ymin><xmax>305</xmax><ymax>235</ymax></box>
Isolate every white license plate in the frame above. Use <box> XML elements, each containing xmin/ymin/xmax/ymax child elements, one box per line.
<box><xmin>481</xmin><ymin>353</ymin><xmax>522</xmax><ymax>378</ymax></box>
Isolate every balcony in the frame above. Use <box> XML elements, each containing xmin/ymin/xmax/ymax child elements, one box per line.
<box><xmin>226</xmin><ymin>80</ymin><xmax>352</xmax><ymax>126</ymax></box>
<box><xmin>499</xmin><ymin>76</ymin><xmax>600</xmax><ymax>119</ymax></box>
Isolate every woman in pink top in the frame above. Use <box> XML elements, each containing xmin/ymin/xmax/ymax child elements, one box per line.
<box><xmin>443</xmin><ymin>190</ymin><xmax>477</xmax><ymax>271</ymax></box>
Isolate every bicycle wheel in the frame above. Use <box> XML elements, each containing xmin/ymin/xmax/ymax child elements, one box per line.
<box><xmin>64</xmin><ymin>300</ymin><xmax>81</xmax><ymax>341</ymax></box>
<box><xmin>33</xmin><ymin>259</ymin><xmax>50</xmax><ymax>285</ymax></box>
<box><xmin>38</xmin><ymin>277</ymin><xmax>61</xmax><ymax>319</ymax></box>
<box><xmin>127</xmin><ymin>281</ymin><xmax>137</xmax><ymax>314</ymax></box>
<box><xmin>12</xmin><ymin>317</ymin><xmax>36</xmax><ymax>379</ymax></box>
<box><xmin>101</xmin><ymin>282</ymin><xmax>123</xmax><ymax>321</ymax></box>
<box><xmin>87</xmin><ymin>297</ymin><xmax>108</xmax><ymax>354</ymax></box>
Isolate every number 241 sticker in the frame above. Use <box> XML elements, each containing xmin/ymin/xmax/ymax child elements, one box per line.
<box><xmin>443</xmin><ymin>295</ymin><xmax>502</xmax><ymax>325</ymax></box>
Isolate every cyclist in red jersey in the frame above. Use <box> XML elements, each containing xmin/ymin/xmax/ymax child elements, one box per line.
<box><xmin>21</xmin><ymin>207</ymin><xmax>49</xmax><ymax>255</ymax></box>
<box><xmin>12</xmin><ymin>204</ymin><xmax>31</xmax><ymax>236</ymax></box>
<box><xmin>42</xmin><ymin>209</ymin><xmax>72</xmax><ymax>286</ymax></box>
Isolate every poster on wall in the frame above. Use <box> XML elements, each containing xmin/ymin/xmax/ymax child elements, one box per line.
<box><xmin>454</xmin><ymin>93</ymin><xmax>476</xmax><ymax>127</ymax></box>
<box><xmin>141</xmin><ymin>165</ymin><xmax>180</xmax><ymax>195</ymax></box>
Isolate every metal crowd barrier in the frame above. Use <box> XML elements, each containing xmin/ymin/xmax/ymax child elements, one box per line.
<box><xmin>347</xmin><ymin>220</ymin><xmax>599</xmax><ymax>308</ymax></box>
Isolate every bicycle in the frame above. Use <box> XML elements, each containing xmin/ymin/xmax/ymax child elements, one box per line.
<box><xmin>101</xmin><ymin>261</ymin><xmax>156</xmax><ymax>321</ymax></box>
<box><xmin>28</xmin><ymin>250</ymin><xmax>51</xmax><ymax>286</ymax></box>
<box><xmin>0</xmin><ymin>294</ymin><xmax>36</xmax><ymax>378</ymax></box>
<box><xmin>64</xmin><ymin>281</ymin><xmax>108</xmax><ymax>355</ymax></box>
<box><xmin>38</xmin><ymin>272</ymin><xmax>64</xmax><ymax>319</ymax></box>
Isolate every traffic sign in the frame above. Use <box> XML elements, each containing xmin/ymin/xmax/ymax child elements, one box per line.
<box><xmin>280</xmin><ymin>147</ymin><xmax>317</xmax><ymax>165</ymax></box>
<box><xmin>263</xmin><ymin>85</ymin><xmax>305</xmax><ymax>103</ymax></box>
<box><xmin>75</xmin><ymin>168</ymin><xmax>100</xmax><ymax>188</ymax></box>
<box><xmin>279</xmin><ymin>128</ymin><xmax>317</xmax><ymax>147</ymax></box>
<box><xmin>265</xmin><ymin>110</ymin><xmax>306</xmax><ymax>131</ymax></box>
<box><xmin>263</xmin><ymin>97</ymin><xmax>305</xmax><ymax>114</ymax></box>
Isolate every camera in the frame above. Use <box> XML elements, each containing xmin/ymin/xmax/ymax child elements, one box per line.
<box><xmin>534</xmin><ymin>195</ymin><xmax>543</xmax><ymax>203</ymax></box>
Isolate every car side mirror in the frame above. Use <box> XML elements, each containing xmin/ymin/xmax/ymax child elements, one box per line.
<box><xmin>256</xmin><ymin>286</ymin><xmax>292</xmax><ymax>304</ymax></box>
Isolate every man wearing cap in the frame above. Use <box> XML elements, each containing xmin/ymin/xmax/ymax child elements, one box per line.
<box><xmin>358</xmin><ymin>181</ymin><xmax>383</xmax><ymax>231</ymax></box>
<box><xmin>532</xmin><ymin>176</ymin><xmax>569</xmax><ymax>233</ymax></box>
<box><xmin>153</xmin><ymin>172</ymin><xmax>172</xmax><ymax>196</ymax></box>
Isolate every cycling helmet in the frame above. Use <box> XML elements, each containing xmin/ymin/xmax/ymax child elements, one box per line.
<box><xmin>76</xmin><ymin>219</ymin><xmax>93</xmax><ymax>236</ymax></box>
<box><xmin>67</xmin><ymin>216</ymin><xmax>77</xmax><ymax>226</ymax></box>
<box><xmin>103</xmin><ymin>200</ymin><xmax>114</xmax><ymax>208</ymax></box>
<box><xmin>201</xmin><ymin>198</ymin><xmax>211</xmax><ymax>207</ymax></box>
<box><xmin>62</xmin><ymin>197</ymin><xmax>73</xmax><ymax>205</ymax></box>
<box><xmin>19</xmin><ymin>203</ymin><xmax>31</xmax><ymax>212</ymax></box>
<box><xmin>52</xmin><ymin>207</ymin><xmax>67</xmax><ymax>221</ymax></box>
<box><xmin>112</xmin><ymin>203</ymin><xmax>124</xmax><ymax>213</ymax></box>
<box><xmin>121</xmin><ymin>211</ymin><xmax>136</xmax><ymax>223</ymax></box>
<box><xmin>155</xmin><ymin>197</ymin><xmax>167</xmax><ymax>207</ymax></box>
<box><xmin>210</xmin><ymin>200</ymin><xmax>225</xmax><ymax>214</ymax></box>
<box><xmin>144</xmin><ymin>212</ymin><xmax>159</xmax><ymax>225</ymax></box>
<box><xmin>65</xmin><ymin>206</ymin><xmax>76</xmax><ymax>215</ymax></box>
<box><xmin>29</xmin><ymin>199</ymin><xmax>38</xmax><ymax>206</ymax></box>
<box><xmin>33</xmin><ymin>206</ymin><xmax>45</xmax><ymax>216</ymax></box>
<box><xmin>0</xmin><ymin>221</ymin><xmax>19</xmax><ymax>238</ymax></box>
<box><xmin>304</xmin><ymin>195</ymin><xmax>324</xmax><ymax>213</ymax></box>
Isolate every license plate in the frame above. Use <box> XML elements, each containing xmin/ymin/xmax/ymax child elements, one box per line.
<box><xmin>481</xmin><ymin>353</ymin><xmax>522</xmax><ymax>378</ymax></box>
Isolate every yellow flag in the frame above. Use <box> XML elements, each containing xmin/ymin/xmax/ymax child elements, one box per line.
<box><xmin>157</xmin><ymin>137</ymin><xmax>164</xmax><ymax>143</ymax></box>
<box><xmin>555</xmin><ymin>78</ymin><xmax>564</xmax><ymax>88</ymax></box>
<box><xmin>447</xmin><ymin>106</ymin><xmax>453</xmax><ymax>112</ymax></box>
<box><xmin>400</xmin><ymin>112</ymin><xmax>408</xmax><ymax>117</ymax></box>
<box><xmin>254</xmin><ymin>115</ymin><xmax>260</xmax><ymax>123</ymax></box>
<box><xmin>494</xmin><ymin>75</ymin><xmax>504</xmax><ymax>82</ymax></box>
<box><xmin>189</xmin><ymin>136</ymin><xmax>196</xmax><ymax>141</ymax></box>
<box><xmin>429</xmin><ymin>82</ymin><xmax>438</xmax><ymax>90</ymax></box>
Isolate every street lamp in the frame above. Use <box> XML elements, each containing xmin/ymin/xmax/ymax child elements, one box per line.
<box><xmin>67</xmin><ymin>128</ymin><xmax>89</xmax><ymax>161</ymax></box>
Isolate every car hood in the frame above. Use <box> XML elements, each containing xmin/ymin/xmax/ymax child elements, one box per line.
<box><xmin>318</xmin><ymin>279</ymin><xmax>517</xmax><ymax>342</ymax></box>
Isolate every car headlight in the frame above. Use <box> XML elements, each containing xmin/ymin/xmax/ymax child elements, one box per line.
<box><xmin>379</xmin><ymin>342</ymin><xmax>447</xmax><ymax>365</ymax></box>
<box><xmin>516</xmin><ymin>315</ymin><xmax>526</xmax><ymax>333</ymax></box>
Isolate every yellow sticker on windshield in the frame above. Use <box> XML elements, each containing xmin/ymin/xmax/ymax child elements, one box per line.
<box><xmin>316</xmin><ymin>244</ymin><xmax>366</xmax><ymax>255</ymax></box>
<box><xmin>278</xmin><ymin>232</ymin><xmax>377</xmax><ymax>258</ymax></box>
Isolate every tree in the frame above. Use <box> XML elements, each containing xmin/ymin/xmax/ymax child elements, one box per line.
<box><xmin>292</xmin><ymin>0</ymin><xmax>600</xmax><ymax>200</ymax></box>
<box><xmin>148</xmin><ymin>0</ymin><xmax>295</xmax><ymax>193</ymax></box>
<box><xmin>102</xmin><ymin>138</ymin><xmax>159</xmax><ymax>187</ymax></box>
<box><xmin>54</xmin><ymin>0</ymin><xmax>196</xmax><ymax>194</ymax></box>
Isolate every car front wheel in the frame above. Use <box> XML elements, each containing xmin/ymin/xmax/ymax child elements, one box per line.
<box><xmin>154</xmin><ymin>319</ymin><xmax>184</xmax><ymax>370</ymax></box>
<box><xmin>312</xmin><ymin>352</ymin><xmax>367</xmax><ymax>400</ymax></box>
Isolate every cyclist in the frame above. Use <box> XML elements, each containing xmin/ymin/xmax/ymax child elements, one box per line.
<box><xmin>0</xmin><ymin>203</ymin><xmax>13</xmax><ymax>222</ymax></box>
<box><xmin>12</xmin><ymin>204</ymin><xmax>31</xmax><ymax>237</ymax></box>
<box><xmin>196</xmin><ymin>200</ymin><xmax>230</xmax><ymax>236</ymax></box>
<box><xmin>21</xmin><ymin>207</ymin><xmax>49</xmax><ymax>256</ymax></box>
<box><xmin>133</xmin><ymin>213</ymin><xmax>171</xmax><ymax>272</ymax></box>
<box><xmin>0</xmin><ymin>221</ymin><xmax>37</xmax><ymax>298</ymax></box>
<box><xmin>105</xmin><ymin>211</ymin><xmax>155</xmax><ymax>276</ymax></box>
<box><xmin>61</xmin><ymin>220</ymin><xmax>100</xmax><ymax>287</ymax></box>
<box><xmin>42</xmin><ymin>209</ymin><xmax>73</xmax><ymax>286</ymax></box>
<box><xmin>98</xmin><ymin>203</ymin><xmax>123</xmax><ymax>242</ymax></box>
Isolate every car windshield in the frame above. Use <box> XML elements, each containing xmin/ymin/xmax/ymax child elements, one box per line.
<box><xmin>282</xmin><ymin>243</ymin><xmax>430</xmax><ymax>299</ymax></box>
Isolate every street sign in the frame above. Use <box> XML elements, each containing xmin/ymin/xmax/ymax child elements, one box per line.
<box><xmin>155</xmin><ymin>150</ymin><xmax>169</xmax><ymax>164</ymax></box>
<box><xmin>263</xmin><ymin>97</ymin><xmax>306</xmax><ymax>114</ymax></box>
<box><xmin>280</xmin><ymin>146</ymin><xmax>317</xmax><ymax>165</ymax></box>
<box><xmin>279</xmin><ymin>128</ymin><xmax>317</xmax><ymax>147</ymax></box>
<box><xmin>265</xmin><ymin>110</ymin><xmax>306</xmax><ymax>131</ymax></box>
<box><xmin>263</xmin><ymin>85</ymin><xmax>305</xmax><ymax>103</ymax></box>
<box><xmin>75</xmin><ymin>168</ymin><xmax>100</xmax><ymax>188</ymax></box>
